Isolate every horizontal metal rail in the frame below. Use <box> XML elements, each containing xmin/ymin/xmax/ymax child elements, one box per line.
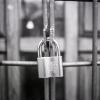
<box><xmin>0</xmin><ymin>60</ymin><xmax>100</xmax><ymax>67</ymax></box>
<box><xmin>55</xmin><ymin>0</ymin><xmax>100</xmax><ymax>2</ymax></box>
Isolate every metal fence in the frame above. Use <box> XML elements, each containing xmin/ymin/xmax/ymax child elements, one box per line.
<box><xmin>0</xmin><ymin>0</ymin><xmax>99</xmax><ymax>100</ymax></box>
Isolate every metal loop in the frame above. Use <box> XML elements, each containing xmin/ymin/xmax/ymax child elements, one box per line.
<box><xmin>38</xmin><ymin>39</ymin><xmax>60</xmax><ymax>57</ymax></box>
<box><xmin>38</xmin><ymin>40</ymin><xmax>45</xmax><ymax>57</ymax></box>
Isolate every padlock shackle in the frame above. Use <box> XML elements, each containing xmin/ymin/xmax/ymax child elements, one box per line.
<box><xmin>38</xmin><ymin>39</ymin><xmax>60</xmax><ymax>57</ymax></box>
<box><xmin>38</xmin><ymin>40</ymin><xmax>44</xmax><ymax>57</ymax></box>
<box><xmin>52</xmin><ymin>39</ymin><xmax>60</xmax><ymax>56</ymax></box>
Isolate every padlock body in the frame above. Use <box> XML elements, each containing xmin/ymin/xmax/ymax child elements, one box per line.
<box><xmin>37</xmin><ymin>56</ymin><xmax>63</xmax><ymax>78</ymax></box>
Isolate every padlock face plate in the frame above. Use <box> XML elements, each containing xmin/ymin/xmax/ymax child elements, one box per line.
<box><xmin>37</xmin><ymin>56</ymin><xmax>63</xmax><ymax>78</ymax></box>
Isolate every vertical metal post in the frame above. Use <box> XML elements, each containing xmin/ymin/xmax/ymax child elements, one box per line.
<box><xmin>50</xmin><ymin>78</ymin><xmax>56</xmax><ymax>100</ymax></box>
<box><xmin>50</xmin><ymin>0</ymin><xmax>56</xmax><ymax>100</ymax></box>
<box><xmin>50</xmin><ymin>0</ymin><xmax>55</xmax><ymax>38</ymax></box>
<box><xmin>44</xmin><ymin>78</ymin><xmax>49</xmax><ymax>100</ymax></box>
<box><xmin>64</xmin><ymin>2</ymin><xmax>78</xmax><ymax>100</ymax></box>
<box><xmin>42</xmin><ymin>0</ymin><xmax>49</xmax><ymax>100</ymax></box>
<box><xmin>92</xmin><ymin>0</ymin><xmax>98</xmax><ymax>100</ymax></box>
<box><xmin>43</xmin><ymin>0</ymin><xmax>48</xmax><ymax>40</ymax></box>
<box><xmin>5</xmin><ymin>0</ymin><xmax>21</xmax><ymax>99</ymax></box>
<box><xmin>3</xmin><ymin>0</ymin><xmax>9</xmax><ymax>100</ymax></box>
<box><xmin>78</xmin><ymin>2</ymin><xmax>85</xmax><ymax>100</ymax></box>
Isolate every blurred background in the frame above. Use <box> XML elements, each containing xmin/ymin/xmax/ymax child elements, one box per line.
<box><xmin>0</xmin><ymin>0</ymin><xmax>100</xmax><ymax>100</ymax></box>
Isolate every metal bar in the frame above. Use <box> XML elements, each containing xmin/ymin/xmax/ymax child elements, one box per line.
<box><xmin>1</xmin><ymin>61</ymin><xmax>100</xmax><ymax>67</ymax></box>
<box><xmin>78</xmin><ymin>3</ymin><xmax>85</xmax><ymax>99</ymax></box>
<box><xmin>42</xmin><ymin>0</ymin><xmax>50</xmax><ymax>100</ymax></box>
<box><xmin>43</xmin><ymin>0</ymin><xmax>48</xmax><ymax>40</ymax></box>
<box><xmin>55</xmin><ymin>0</ymin><xmax>100</xmax><ymax>2</ymax></box>
<box><xmin>3</xmin><ymin>0</ymin><xmax>9</xmax><ymax>99</ymax></box>
<box><xmin>92</xmin><ymin>0</ymin><xmax>98</xmax><ymax>99</ymax></box>
<box><xmin>49</xmin><ymin>0</ymin><xmax>56</xmax><ymax>100</ymax></box>
<box><xmin>64</xmin><ymin>2</ymin><xmax>78</xmax><ymax>100</ymax></box>
<box><xmin>43</xmin><ymin>0</ymin><xmax>48</xmax><ymax>29</ymax></box>
<box><xmin>5</xmin><ymin>0</ymin><xmax>21</xmax><ymax>99</ymax></box>
<box><xmin>50</xmin><ymin>78</ymin><xmax>56</xmax><ymax>100</ymax></box>
<box><xmin>50</xmin><ymin>0</ymin><xmax>55</xmax><ymax>38</ymax></box>
<box><xmin>44</xmin><ymin>79</ymin><xmax>49</xmax><ymax>100</ymax></box>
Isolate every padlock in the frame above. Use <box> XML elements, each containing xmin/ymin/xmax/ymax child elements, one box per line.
<box><xmin>37</xmin><ymin>39</ymin><xmax>63</xmax><ymax>78</ymax></box>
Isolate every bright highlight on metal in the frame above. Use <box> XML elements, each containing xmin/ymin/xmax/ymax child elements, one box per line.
<box><xmin>1</xmin><ymin>60</ymin><xmax>100</xmax><ymax>67</ymax></box>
